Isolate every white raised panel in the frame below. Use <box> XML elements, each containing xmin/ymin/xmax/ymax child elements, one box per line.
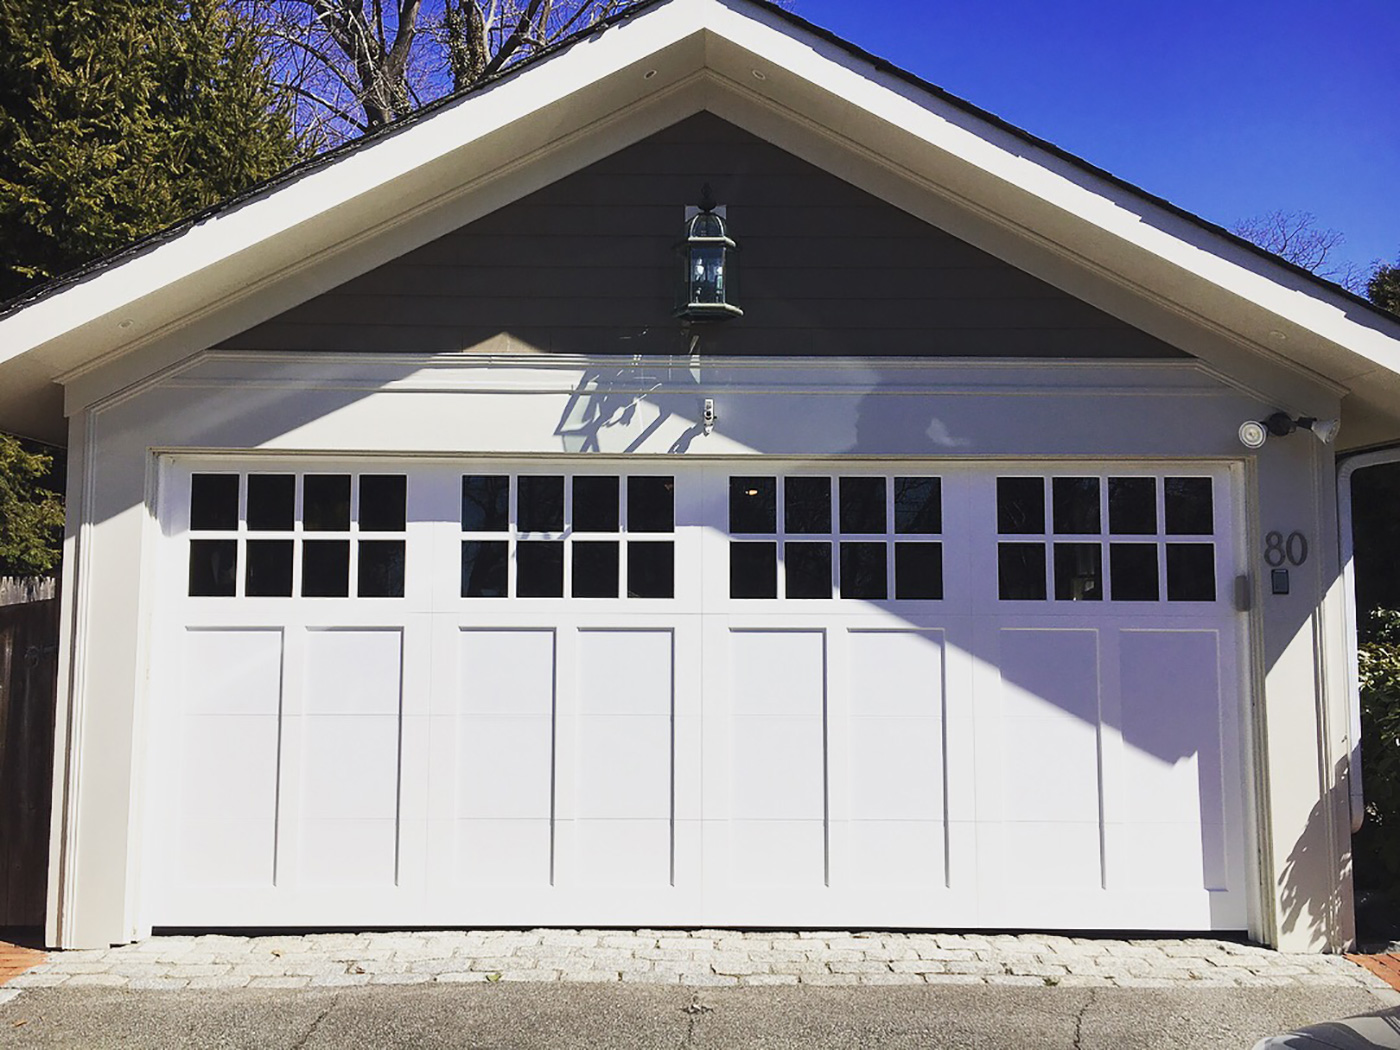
<box><xmin>455</xmin><ymin>629</ymin><xmax>555</xmax><ymax>887</ymax></box>
<box><xmin>299</xmin><ymin>630</ymin><xmax>403</xmax><ymax>887</ymax></box>
<box><xmin>182</xmin><ymin>629</ymin><xmax>282</xmax><ymax>715</ymax></box>
<box><xmin>995</xmin><ymin>629</ymin><xmax>1103</xmax><ymax>888</ymax></box>
<box><xmin>574</xmin><ymin>630</ymin><xmax>674</xmax><ymax>887</ymax></box>
<box><xmin>1118</xmin><ymin>629</ymin><xmax>1227</xmax><ymax>890</ymax></box>
<box><xmin>729</xmin><ymin>630</ymin><xmax>827</xmax><ymax>886</ymax></box>
<box><xmin>175</xmin><ymin>630</ymin><xmax>282</xmax><ymax>887</ymax></box>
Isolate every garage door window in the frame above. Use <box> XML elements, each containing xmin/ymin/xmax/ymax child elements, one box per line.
<box><xmin>461</xmin><ymin>474</ymin><xmax>675</xmax><ymax>599</ymax></box>
<box><xmin>187</xmin><ymin>472</ymin><xmax>406</xmax><ymax>598</ymax></box>
<box><xmin>997</xmin><ymin>475</ymin><xmax>1216</xmax><ymax>603</ymax></box>
<box><xmin>729</xmin><ymin>475</ymin><xmax>942</xmax><ymax>600</ymax></box>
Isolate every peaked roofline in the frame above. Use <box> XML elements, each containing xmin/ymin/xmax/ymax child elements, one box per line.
<box><xmin>4</xmin><ymin>0</ymin><xmax>1392</xmax><ymax>327</ymax></box>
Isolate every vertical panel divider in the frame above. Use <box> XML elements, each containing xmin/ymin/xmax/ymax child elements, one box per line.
<box><xmin>421</xmin><ymin>464</ymin><xmax>458</xmax><ymax>902</ymax></box>
<box><xmin>823</xmin><ymin>626</ymin><xmax>849</xmax><ymax>890</ymax></box>
<box><xmin>552</xmin><ymin>624</ymin><xmax>576</xmax><ymax>890</ymax></box>
<box><xmin>273</xmin><ymin>624</ymin><xmax>306</xmax><ymax>891</ymax></box>
<box><xmin>1096</xmin><ymin>630</ymin><xmax>1124</xmax><ymax>892</ymax></box>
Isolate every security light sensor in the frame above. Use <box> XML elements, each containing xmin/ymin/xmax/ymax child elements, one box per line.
<box><xmin>1238</xmin><ymin>420</ymin><xmax>1267</xmax><ymax>449</ymax></box>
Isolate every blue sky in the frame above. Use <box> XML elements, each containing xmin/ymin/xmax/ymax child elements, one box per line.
<box><xmin>791</xmin><ymin>0</ymin><xmax>1399</xmax><ymax>275</ymax></box>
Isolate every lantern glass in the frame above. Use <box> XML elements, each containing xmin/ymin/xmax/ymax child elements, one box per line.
<box><xmin>689</xmin><ymin>244</ymin><xmax>726</xmax><ymax>304</ymax></box>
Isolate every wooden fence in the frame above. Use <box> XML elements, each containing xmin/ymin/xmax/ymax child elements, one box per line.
<box><xmin>0</xmin><ymin>581</ymin><xmax>60</xmax><ymax>928</ymax></box>
<box><xmin>0</xmin><ymin>577</ymin><xmax>56</xmax><ymax>607</ymax></box>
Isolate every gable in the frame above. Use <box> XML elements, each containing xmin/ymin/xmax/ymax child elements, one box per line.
<box><xmin>222</xmin><ymin>114</ymin><xmax>1183</xmax><ymax>360</ymax></box>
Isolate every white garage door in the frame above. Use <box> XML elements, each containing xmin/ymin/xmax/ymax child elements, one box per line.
<box><xmin>148</xmin><ymin>459</ymin><xmax>1249</xmax><ymax>931</ymax></box>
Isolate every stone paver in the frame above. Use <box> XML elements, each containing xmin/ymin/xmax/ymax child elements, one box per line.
<box><xmin>0</xmin><ymin>931</ymin><xmax>1393</xmax><ymax>1001</ymax></box>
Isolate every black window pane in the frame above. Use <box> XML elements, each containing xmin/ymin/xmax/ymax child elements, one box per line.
<box><xmin>190</xmin><ymin>474</ymin><xmax>239</xmax><ymax>531</ymax></box>
<box><xmin>1110</xmin><ymin>543</ymin><xmax>1159</xmax><ymax>601</ymax></box>
<box><xmin>628</xmin><ymin>542</ymin><xmax>674</xmax><ymax>598</ymax></box>
<box><xmin>573</xmin><ymin>477</ymin><xmax>619</xmax><ymax>533</ymax></box>
<box><xmin>302</xmin><ymin>540</ymin><xmax>350</xmax><ymax>597</ymax></box>
<box><xmin>1108</xmin><ymin>477</ymin><xmax>1156</xmax><ymax>535</ymax></box>
<box><xmin>1166</xmin><ymin>543</ymin><xmax>1216</xmax><ymax>601</ymax></box>
<box><xmin>572</xmin><ymin>541</ymin><xmax>618</xmax><ymax>598</ymax></box>
<box><xmin>894</xmin><ymin>477</ymin><xmax>941</xmax><ymax>534</ymax></box>
<box><xmin>246</xmin><ymin>540</ymin><xmax>293</xmax><ymax>597</ymax></box>
<box><xmin>895</xmin><ymin>542</ymin><xmax>943</xmax><ymax>600</ymax></box>
<box><xmin>246</xmin><ymin>475</ymin><xmax>294</xmax><ymax>531</ymax></box>
<box><xmin>1052</xmin><ymin>477</ymin><xmax>1100</xmax><ymax>534</ymax></box>
<box><xmin>1165</xmin><ymin>477</ymin><xmax>1214</xmax><ymax>535</ymax></box>
<box><xmin>730</xmin><ymin>541</ymin><xmax>777</xmax><ymax>598</ymax></box>
<box><xmin>997</xmin><ymin>478</ymin><xmax>1044</xmax><ymax>534</ymax></box>
<box><xmin>360</xmin><ymin>475</ymin><xmax>407</xmax><ymax>532</ymax></box>
<box><xmin>358</xmin><ymin>540</ymin><xmax>405</xmax><ymax>598</ymax></box>
<box><xmin>840</xmin><ymin>542</ymin><xmax>887</xmax><ymax>599</ymax></box>
<box><xmin>462</xmin><ymin>476</ymin><xmax>509</xmax><ymax>532</ymax></box>
<box><xmin>839</xmin><ymin>477</ymin><xmax>886</xmax><ymax>534</ymax></box>
<box><xmin>1054</xmin><ymin>543</ymin><xmax>1102</xmax><ymax>601</ymax></box>
<box><xmin>998</xmin><ymin>543</ymin><xmax>1046</xmax><ymax>600</ymax></box>
<box><xmin>304</xmin><ymin>475</ymin><xmax>351</xmax><ymax>532</ymax></box>
<box><xmin>730</xmin><ymin>477</ymin><xmax>776</xmax><ymax>533</ymax></box>
<box><xmin>517</xmin><ymin>541</ymin><xmax>563</xmax><ymax>596</ymax></box>
<box><xmin>189</xmin><ymin>539</ymin><xmax>237</xmax><ymax>596</ymax></box>
<box><xmin>518</xmin><ymin>476</ymin><xmax>564</xmax><ymax>533</ymax></box>
<box><xmin>461</xmin><ymin>540</ymin><xmax>507</xmax><ymax>597</ymax></box>
<box><xmin>786</xmin><ymin>542</ymin><xmax>832</xmax><ymax>599</ymax></box>
<box><xmin>785</xmin><ymin>477</ymin><xmax>831</xmax><ymax>534</ymax></box>
<box><xmin>628</xmin><ymin>476</ymin><xmax>675</xmax><ymax>533</ymax></box>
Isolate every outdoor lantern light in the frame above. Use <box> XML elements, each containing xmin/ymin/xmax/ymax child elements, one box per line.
<box><xmin>676</xmin><ymin>184</ymin><xmax>741</xmax><ymax>322</ymax></box>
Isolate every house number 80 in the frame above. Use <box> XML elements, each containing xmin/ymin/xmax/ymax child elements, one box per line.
<box><xmin>1264</xmin><ymin>530</ymin><xmax>1308</xmax><ymax>568</ymax></box>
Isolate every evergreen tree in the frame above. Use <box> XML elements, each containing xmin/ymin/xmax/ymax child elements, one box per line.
<box><xmin>1370</xmin><ymin>263</ymin><xmax>1400</xmax><ymax>317</ymax></box>
<box><xmin>0</xmin><ymin>436</ymin><xmax>63</xmax><ymax>575</ymax></box>
<box><xmin>0</xmin><ymin>0</ymin><xmax>302</xmax><ymax>300</ymax></box>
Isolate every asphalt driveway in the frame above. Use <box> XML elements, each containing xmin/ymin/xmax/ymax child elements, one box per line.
<box><xmin>2</xmin><ymin>983</ymin><xmax>1397</xmax><ymax>1049</ymax></box>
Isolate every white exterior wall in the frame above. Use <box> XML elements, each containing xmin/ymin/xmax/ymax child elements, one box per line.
<box><xmin>45</xmin><ymin>352</ymin><xmax>1351</xmax><ymax>950</ymax></box>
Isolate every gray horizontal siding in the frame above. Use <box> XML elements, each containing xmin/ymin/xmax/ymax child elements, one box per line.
<box><xmin>221</xmin><ymin>113</ymin><xmax>1185</xmax><ymax>360</ymax></box>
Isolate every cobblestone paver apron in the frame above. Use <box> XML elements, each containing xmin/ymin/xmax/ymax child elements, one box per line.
<box><xmin>4</xmin><ymin>931</ymin><xmax>1395</xmax><ymax>999</ymax></box>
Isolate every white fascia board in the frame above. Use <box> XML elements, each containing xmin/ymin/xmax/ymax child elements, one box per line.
<box><xmin>0</xmin><ymin>0</ymin><xmax>710</xmax><ymax>374</ymax></box>
<box><xmin>701</xmin><ymin>0</ymin><xmax>1400</xmax><ymax>376</ymax></box>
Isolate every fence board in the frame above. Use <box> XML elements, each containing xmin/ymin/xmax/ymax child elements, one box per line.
<box><xmin>0</xmin><ymin>598</ymin><xmax>59</xmax><ymax>926</ymax></box>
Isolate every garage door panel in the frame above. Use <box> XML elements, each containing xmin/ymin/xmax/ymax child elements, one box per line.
<box><xmin>455</xmin><ymin>819</ymin><xmax>552</xmax><ymax>887</ymax></box>
<box><xmin>571</xmin><ymin>819</ymin><xmax>672</xmax><ymax>887</ymax></box>
<box><xmin>729</xmin><ymin>820</ymin><xmax>826</xmax><ymax>887</ymax></box>
<box><xmin>841</xmin><ymin>820</ymin><xmax>944</xmax><ymax>887</ymax></box>
<box><xmin>157</xmin><ymin>457</ymin><xmax>1249</xmax><ymax>931</ymax></box>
